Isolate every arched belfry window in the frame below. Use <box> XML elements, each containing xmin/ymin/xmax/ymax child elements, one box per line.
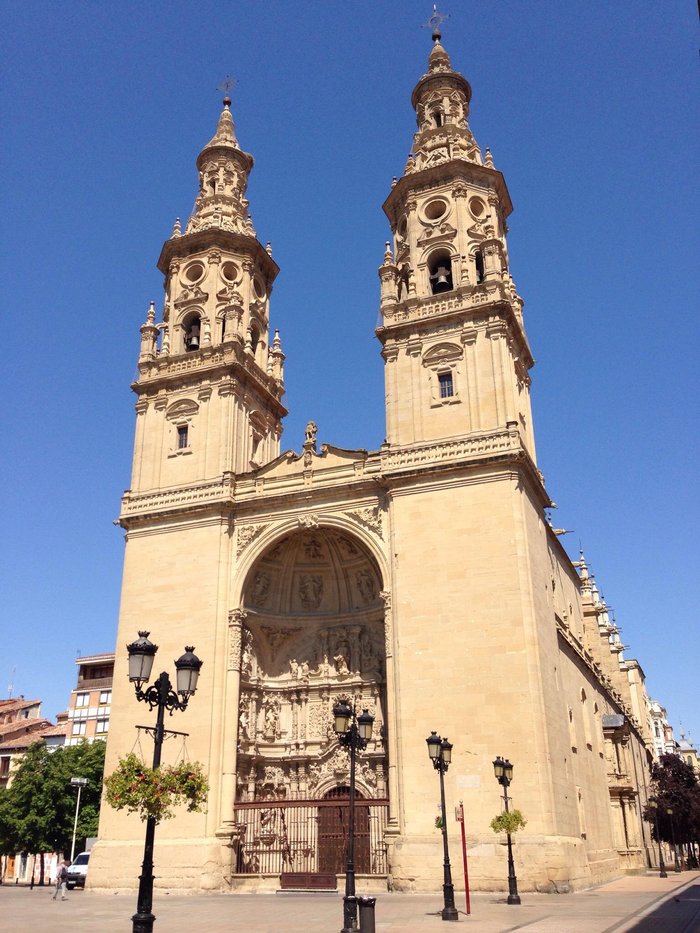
<box><xmin>183</xmin><ymin>313</ymin><xmax>201</xmax><ymax>352</ymax></box>
<box><xmin>474</xmin><ymin>248</ymin><xmax>485</xmax><ymax>285</ymax></box>
<box><xmin>428</xmin><ymin>250</ymin><xmax>453</xmax><ymax>294</ymax></box>
<box><xmin>432</xmin><ymin>109</ymin><xmax>444</xmax><ymax>128</ymax></box>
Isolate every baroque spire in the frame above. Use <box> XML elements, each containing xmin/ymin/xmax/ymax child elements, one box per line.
<box><xmin>184</xmin><ymin>96</ymin><xmax>256</xmax><ymax>237</ymax></box>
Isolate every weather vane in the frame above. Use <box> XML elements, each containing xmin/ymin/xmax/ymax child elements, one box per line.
<box><xmin>422</xmin><ymin>4</ymin><xmax>448</xmax><ymax>41</ymax></box>
<box><xmin>217</xmin><ymin>75</ymin><xmax>237</xmax><ymax>99</ymax></box>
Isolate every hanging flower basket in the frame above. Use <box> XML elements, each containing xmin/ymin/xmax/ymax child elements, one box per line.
<box><xmin>104</xmin><ymin>752</ymin><xmax>209</xmax><ymax>822</ymax></box>
<box><xmin>490</xmin><ymin>809</ymin><xmax>527</xmax><ymax>835</ymax></box>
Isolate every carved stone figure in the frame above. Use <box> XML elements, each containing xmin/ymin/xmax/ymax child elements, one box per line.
<box><xmin>334</xmin><ymin>653</ymin><xmax>350</xmax><ymax>676</ymax></box>
<box><xmin>304</xmin><ymin>420</ymin><xmax>318</xmax><ymax>447</ymax></box>
<box><xmin>299</xmin><ymin>574</ymin><xmax>323</xmax><ymax>610</ymax></box>
<box><xmin>356</xmin><ymin>568</ymin><xmax>378</xmax><ymax>604</ymax></box>
<box><xmin>252</xmin><ymin>570</ymin><xmax>271</xmax><ymax>608</ymax></box>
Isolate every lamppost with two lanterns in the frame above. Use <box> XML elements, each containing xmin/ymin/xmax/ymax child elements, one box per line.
<box><xmin>426</xmin><ymin>731</ymin><xmax>459</xmax><ymax>922</ymax></box>
<box><xmin>126</xmin><ymin>632</ymin><xmax>203</xmax><ymax>933</ymax></box>
<box><xmin>332</xmin><ymin>699</ymin><xmax>375</xmax><ymax>933</ymax></box>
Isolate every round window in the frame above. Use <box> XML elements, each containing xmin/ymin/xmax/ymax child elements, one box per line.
<box><xmin>183</xmin><ymin>261</ymin><xmax>205</xmax><ymax>284</ymax></box>
<box><xmin>424</xmin><ymin>199</ymin><xmax>448</xmax><ymax>222</ymax></box>
<box><xmin>221</xmin><ymin>261</ymin><xmax>239</xmax><ymax>283</ymax></box>
<box><xmin>469</xmin><ymin>197</ymin><xmax>486</xmax><ymax>219</ymax></box>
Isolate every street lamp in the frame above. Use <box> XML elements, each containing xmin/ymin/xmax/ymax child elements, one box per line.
<box><xmin>666</xmin><ymin>807</ymin><xmax>681</xmax><ymax>872</ymax></box>
<box><xmin>332</xmin><ymin>700</ymin><xmax>374</xmax><ymax>933</ymax></box>
<box><xmin>69</xmin><ymin>777</ymin><xmax>89</xmax><ymax>863</ymax></box>
<box><xmin>493</xmin><ymin>756</ymin><xmax>521</xmax><ymax>905</ymax></box>
<box><xmin>647</xmin><ymin>799</ymin><xmax>667</xmax><ymax>878</ymax></box>
<box><xmin>126</xmin><ymin>632</ymin><xmax>203</xmax><ymax>933</ymax></box>
<box><xmin>426</xmin><ymin>731</ymin><xmax>459</xmax><ymax>922</ymax></box>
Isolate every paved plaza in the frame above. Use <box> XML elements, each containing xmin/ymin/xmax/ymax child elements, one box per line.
<box><xmin>1</xmin><ymin>872</ymin><xmax>699</xmax><ymax>932</ymax></box>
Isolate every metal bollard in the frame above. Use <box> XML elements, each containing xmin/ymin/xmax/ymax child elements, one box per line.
<box><xmin>358</xmin><ymin>895</ymin><xmax>376</xmax><ymax>933</ymax></box>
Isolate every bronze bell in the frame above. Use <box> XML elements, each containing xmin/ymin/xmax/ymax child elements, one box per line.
<box><xmin>433</xmin><ymin>266</ymin><xmax>451</xmax><ymax>292</ymax></box>
<box><xmin>186</xmin><ymin>323</ymin><xmax>201</xmax><ymax>351</ymax></box>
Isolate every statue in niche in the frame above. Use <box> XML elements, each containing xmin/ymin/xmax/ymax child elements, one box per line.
<box><xmin>337</xmin><ymin>536</ymin><xmax>358</xmax><ymax>558</ymax></box>
<box><xmin>239</xmin><ymin>706</ymin><xmax>249</xmax><ymax>741</ymax></box>
<box><xmin>334</xmin><ymin>653</ymin><xmax>350</xmax><ymax>676</ymax></box>
<box><xmin>262</xmin><ymin>695</ymin><xmax>281</xmax><ymax>740</ymax></box>
<box><xmin>299</xmin><ymin>574</ymin><xmax>323</xmax><ymax>610</ymax></box>
<box><xmin>360</xmin><ymin>635</ymin><xmax>382</xmax><ymax>678</ymax></box>
<box><xmin>289</xmin><ymin>658</ymin><xmax>299</xmax><ymax>679</ymax></box>
<box><xmin>356</xmin><ymin>568</ymin><xmax>377</xmax><ymax>604</ymax></box>
<box><xmin>300</xmin><ymin>659</ymin><xmax>310</xmax><ymax>681</ymax></box>
<box><xmin>241</xmin><ymin>628</ymin><xmax>254</xmax><ymax>677</ymax></box>
<box><xmin>252</xmin><ymin>570</ymin><xmax>271</xmax><ymax>608</ymax></box>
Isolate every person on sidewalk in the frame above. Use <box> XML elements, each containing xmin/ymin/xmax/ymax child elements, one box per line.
<box><xmin>52</xmin><ymin>860</ymin><xmax>69</xmax><ymax>901</ymax></box>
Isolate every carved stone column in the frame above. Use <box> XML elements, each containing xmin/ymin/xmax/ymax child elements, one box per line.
<box><xmin>381</xmin><ymin>590</ymin><xmax>399</xmax><ymax>827</ymax></box>
<box><xmin>219</xmin><ymin>608</ymin><xmax>246</xmax><ymax>832</ymax></box>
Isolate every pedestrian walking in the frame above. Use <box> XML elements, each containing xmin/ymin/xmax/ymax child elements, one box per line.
<box><xmin>52</xmin><ymin>859</ymin><xmax>69</xmax><ymax>900</ymax></box>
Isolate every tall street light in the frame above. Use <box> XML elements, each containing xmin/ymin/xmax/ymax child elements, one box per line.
<box><xmin>126</xmin><ymin>631</ymin><xmax>203</xmax><ymax>933</ymax></box>
<box><xmin>493</xmin><ymin>756</ymin><xmax>521</xmax><ymax>905</ymax></box>
<box><xmin>426</xmin><ymin>731</ymin><xmax>459</xmax><ymax>922</ymax></box>
<box><xmin>332</xmin><ymin>700</ymin><xmax>374</xmax><ymax>933</ymax></box>
<box><xmin>666</xmin><ymin>807</ymin><xmax>681</xmax><ymax>872</ymax></box>
<box><xmin>647</xmin><ymin>799</ymin><xmax>667</xmax><ymax>878</ymax></box>
<box><xmin>69</xmin><ymin>777</ymin><xmax>89</xmax><ymax>862</ymax></box>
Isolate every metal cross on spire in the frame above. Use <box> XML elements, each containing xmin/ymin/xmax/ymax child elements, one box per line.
<box><xmin>422</xmin><ymin>4</ymin><xmax>449</xmax><ymax>41</ymax></box>
<box><xmin>217</xmin><ymin>75</ymin><xmax>237</xmax><ymax>103</ymax></box>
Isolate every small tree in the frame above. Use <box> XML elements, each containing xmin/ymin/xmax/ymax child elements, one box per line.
<box><xmin>0</xmin><ymin>739</ymin><xmax>106</xmax><ymax>884</ymax></box>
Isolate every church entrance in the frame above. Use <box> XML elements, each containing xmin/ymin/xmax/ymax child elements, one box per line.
<box><xmin>318</xmin><ymin>786</ymin><xmax>370</xmax><ymax>874</ymax></box>
<box><xmin>232</xmin><ymin>527</ymin><xmax>388</xmax><ymax>878</ymax></box>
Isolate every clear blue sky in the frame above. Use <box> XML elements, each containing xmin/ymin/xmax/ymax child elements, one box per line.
<box><xmin>2</xmin><ymin>2</ymin><xmax>698</xmax><ymax>744</ymax></box>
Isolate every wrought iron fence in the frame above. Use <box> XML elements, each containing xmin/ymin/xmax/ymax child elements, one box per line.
<box><xmin>232</xmin><ymin>796</ymin><xmax>389</xmax><ymax>876</ymax></box>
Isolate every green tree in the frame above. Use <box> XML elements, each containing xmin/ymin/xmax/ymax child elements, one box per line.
<box><xmin>0</xmin><ymin>740</ymin><xmax>106</xmax><ymax>885</ymax></box>
<box><xmin>643</xmin><ymin>754</ymin><xmax>700</xmax><ymax>851</ymax></box>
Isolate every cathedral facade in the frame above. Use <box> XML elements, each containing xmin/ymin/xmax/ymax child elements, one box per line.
<box><xmin>92</xmin><ymin>33</ymin><xmax>655</xmax><ymax>895</ymax></box>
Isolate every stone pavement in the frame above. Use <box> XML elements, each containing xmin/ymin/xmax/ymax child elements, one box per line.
<box><xmin>1</xmin><ymin>872</ymin><xmax>698</xmax><ymax>933</ymax></box>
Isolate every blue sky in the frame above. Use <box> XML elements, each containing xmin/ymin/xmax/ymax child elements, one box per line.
<box><xmin>2</xmin><ymin>2</ymin><xmax>698</xmax><ymax>744</ymax></box>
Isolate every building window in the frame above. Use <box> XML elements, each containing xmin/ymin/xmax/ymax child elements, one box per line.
<box><xmin>99</xmin><ymin>690</ymin><xmax>112</xmax><ymax>705</ymax></box>
<box><xmin>95</xmin><ymin>719</ymin><xmax>109</xmax><ymax>734</ymax></box>
<box><xmin>73</xmin><ymin>708</ymin><xmax>88</xmax><ymax>720</ymax></box>
<box><xmin>474</xmin><ymin>248</ymin><xmax>485</xmax><ymax>284</ymax></box>
<box><xmin>177</xmin><ymin>425</ymin><xmax>189</xmax><ymax>449</ymax></box>
<box><xmin>428</xmin><ymin>250</ymin><xmax>453</xmax><ymax>294</ymax></box>
<box><xmin>75</xmin><ymin>693</ymin><xmax>89</xmax><ymax>708</ymax></box>
<box><xmin>72</xmin><ymin>721</ymin><xmax>87</xmax><ymax>737</ymax></box>
<box><xmin>438</xmin><ymin>371</ymin><xmax>454</xmax><ymax>399</ymax></box>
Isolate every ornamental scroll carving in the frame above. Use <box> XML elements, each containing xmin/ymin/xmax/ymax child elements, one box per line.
<box><xmin>347</xmin><ymin>506</ymin><xmax>383</xmax><ymax>539</ymax></box>
<box><xmin>236</xmin><ymin>523</ymin><xmax>269</xmax><ymax>557</ymax></box>
<box><xmin>381</xmin><ymin>590</ymin><xmax>393</xmax><ymax>659</ymax></box>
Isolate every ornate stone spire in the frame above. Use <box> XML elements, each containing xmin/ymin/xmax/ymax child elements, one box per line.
<box><xmin>408</xmin><ymin>32</ymin><xmax>482</xmax><ymax>171</ymax></box>
<box><xmin>185</xmin><ymin>96</ymin><xmax>256</xmax><ymax>237</ymax></box>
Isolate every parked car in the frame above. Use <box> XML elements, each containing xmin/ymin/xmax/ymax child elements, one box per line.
<box><xmin>66</xmin><ymin>851</ymin><xmax>90</xmax><ymax>889</ymax></box>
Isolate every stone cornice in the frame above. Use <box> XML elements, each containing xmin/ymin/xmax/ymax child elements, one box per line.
<box><xmin>384</xmin><ymin>161</ymin><xmax>512</xmax><ymax>224</ymax></box>
<box><xmin>133</xmin><ymin>343</ymin><xmax>287</xmax><ymax>418</ymax></box>
<box><xmin>376</xmin><ymin>289</ymin><xmax>533</xmax><ymax>369</ymax></box>
<box><xmin>119</xmin><ymin>473</ymin><xmax>236</xmax><ymax>526</ymax></box>
<box><xmin>157</xmin><ymin>228</ymin><xmax>279</xmax><ymax>283</ymax></box>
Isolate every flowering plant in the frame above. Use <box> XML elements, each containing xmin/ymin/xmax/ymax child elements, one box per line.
<box><xmin>434</xmin><ymin>814</ymin><xmax>444</xmax><ymax>830</ymax></box>
<box><xmin>490</xmin><ymin>809</ymin><xmax>527</xmax><ymax>835</ymax></box>
<box><xmin>104</xmin><ymin>753</ymin><xmax>209</xmax><ymax>822</ymax></box>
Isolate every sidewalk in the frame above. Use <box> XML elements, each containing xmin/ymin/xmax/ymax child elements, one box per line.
<box><xmin>1</xmin><ymin>871</ymin><xmax>698</xmax><ymax>932</ymax></box>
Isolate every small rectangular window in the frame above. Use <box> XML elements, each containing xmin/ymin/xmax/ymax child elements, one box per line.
<box><xmin>95</xmin><ymin>719</ymin><xmax>109</xmax><ymax>734</ymax></box>
<box><xmin>438</xmin><ymin>371</ymin><xmax>454</xmax><ymax>399</ymax></box>
<box><xmin>72</xmin><ymin>721</ymin><xmax>86</xmax><ymax>736</ymax></box>
<box><xmin>177</xmin><ymin>425</ymin><xmax>189</xmax><ymax>449</ymax></box>
<box><xmin>75</xmin><ymin>693</ymin><xmax>89</xmax><ymax>708</ymax></box>
<box><xmin>99</xmin><ymin>690</ymin><xmax>112</xmax><ymax>705</ymax></box>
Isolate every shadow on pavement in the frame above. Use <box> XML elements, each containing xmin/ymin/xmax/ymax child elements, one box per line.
<box><xmin>624</xmin><ymin>883</ymin><xmax>700</xmax><ymax>932</ymax></box>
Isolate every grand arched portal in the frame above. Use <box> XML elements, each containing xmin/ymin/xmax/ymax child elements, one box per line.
<box><xmin>232</xmin><ymin>527</ymin><xmax>388</xmax><ymax>880</ymax></box>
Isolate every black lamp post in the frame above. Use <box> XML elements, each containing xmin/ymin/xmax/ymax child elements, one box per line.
<box><xmin>666</xmin><ymin>807</ymin><xmax>681</xmax><ymax>872</ymax></box>
<box><xmin>126</xmin><ymin>632</ymin><xmax>203</xmax><ymax>933</ymax></box>
<box><xmin>648</xmin><ymin>799</ymin><xmax>667</xmax><ymax>878</ymax></box>
<box><xmin>493</xmin><ymin>756</ymin><xmax>521</xmax><ymax>905</ymax></box>
<box><xmin>332</xmin><ymin>699</ymin><xmax>374</xmax><ymax>933</ymax></box>
<box><xmin>426</xmin><ymin>731</ymin><xmax>459</xmax><ymax>922</ymax></box>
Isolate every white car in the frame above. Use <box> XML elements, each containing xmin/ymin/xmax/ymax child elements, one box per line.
<box><xmin>66</xmin><ymin>851</ymin><xmax>90</xmax><ymax>889</ymax></box>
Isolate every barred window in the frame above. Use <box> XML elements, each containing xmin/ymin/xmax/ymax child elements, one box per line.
<box><xmin>438</xmin><ymin>371</ymin><xmax>454</xmax><ymax>399</ymax></box>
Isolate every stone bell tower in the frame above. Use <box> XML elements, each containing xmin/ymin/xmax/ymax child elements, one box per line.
<box><xmin>132</xmin><ymin>95</ymin><xmax>286</xmax><ymax>493</ymax></box>
<box><xmin>377</xmin><ymin>29</ymin><xmax>536</xmax><ymax>459</ymax></box>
